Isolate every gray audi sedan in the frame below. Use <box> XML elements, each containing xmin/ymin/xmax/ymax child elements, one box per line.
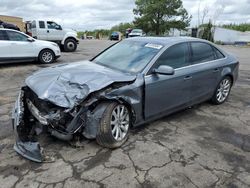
<box><xmin>12</xmin><ymin>37</ymin><xmax>239</xmax><ymax>162</ymax></box>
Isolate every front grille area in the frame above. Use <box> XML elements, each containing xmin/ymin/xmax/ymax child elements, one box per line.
<box><xmin>22</xmin><ymin>86</ymin><xmax>74</xmax><ymax>132</ymax></box>
<box><xmin>24</xmin><ymin>87</ymin><xmax>63</xmax><ymax>114</ymax></box>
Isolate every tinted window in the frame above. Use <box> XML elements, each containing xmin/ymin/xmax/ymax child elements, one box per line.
<box><xmin>191</xmin><ymin>42</ymin><xmax>215</xmax><ymax>64</ymax></box>
<box><xmin>213</xmin><ymin>47</ymin><xmax>225</xmax><ymax>59</ymax></box>
<box><xmin>7</xmin><ymin>31</ymin><xmax>28</xmax><ymax>41</ymax></box>
<box><xmin>39</xmin><ymin>21</ymin><xmax>45</xmax><ymax>29</ymax></box>
<box><xmin>155</xmin><ymin>43</ymin><xmax>189</xmax><ymax>69</ymax></box>
<box><xmin>0</xmin><ymin>30</ymin><xmax>8</xmax><ymax>40</ymax></box>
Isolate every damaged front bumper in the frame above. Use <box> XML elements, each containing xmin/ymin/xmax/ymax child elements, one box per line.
<box><xmin>12</xmin><ymin>90</ymin><xmax>43</xmax><ymax>162</ymax></box>
<box><xmin>12</xmin><ymin>87</ymin><xmax>102</xmax><ymax>162</ymax></box>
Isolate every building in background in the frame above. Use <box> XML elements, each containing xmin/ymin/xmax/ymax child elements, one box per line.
<box><xmin>0</xmin><ymin>15</ymin><xmax>25</xmax><ymax>31</ymax></box>
<box><xmin>213</xmin><ymin>27</ymin><xmax>250</xmax><ymax>45</ymax></box>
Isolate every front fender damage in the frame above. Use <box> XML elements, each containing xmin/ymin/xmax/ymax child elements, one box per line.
<box><xmin>12</xmin><ymin>79</ymin><xmax>141</xmax><ymax>162</ymax></box>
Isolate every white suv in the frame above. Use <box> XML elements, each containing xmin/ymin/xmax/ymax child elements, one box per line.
<box><xmin>30</xmin><ymin>20</ymin><xmax>79</xmax><ymax>52</ymax></box>
<box><xmin>0</xmin><ymin>29</ymin><xmax>61</xmax><ymax>64</ymax></box>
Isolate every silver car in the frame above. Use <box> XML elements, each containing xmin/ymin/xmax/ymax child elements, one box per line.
<box><xmin>12</xmin><ymin>37</ymin><xmax>239</xmax><ymax>162</ymax></box>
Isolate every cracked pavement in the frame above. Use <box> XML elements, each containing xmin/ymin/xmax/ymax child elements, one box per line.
<box><xmin>0</xmin><ymin>40</ymin><xmax>250</xmax><ymax>188</ymax></box>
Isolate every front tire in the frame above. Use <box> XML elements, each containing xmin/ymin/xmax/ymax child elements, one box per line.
<box><xmin>96</xmin><ymin>102</ymin><xmax>130</xmax><ymax>148</ymax></box>
<box><xmin>38</xmin><ymin>49</ymin><xmax>55</xmax><ymax>64</ymax></box>
<box><xmin>211</xmin><ymin>76</ymin><xmax>232</xmax><ymax>105</ymax></box>
<box><xmin>64</xmin><ymin>38</ymin><xmax>77</xmax><ymax>52</ymax></box>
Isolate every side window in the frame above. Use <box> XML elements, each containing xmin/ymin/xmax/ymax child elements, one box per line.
<box><xmin>0</xmin><ymin>30</ymin><xmax>8</xmax><ymax>40</ymax></box>
<box><xmin>7</xmin><ymin>31</ymin><xmax>28</xmax><ymax>41</ymax></box>
<box><xmin>47</xmin><ymin>21</ymin><xmax>57</xmax><ymax>29</ymax></box>
<box><xmin>31</xmin><ymin>21</ymin><xmax>36</xmax><ymax>29</ymax></box>
<box><xmin>39</xmin><ymin>21</ymin><xmax>45</xmax><ymax>29</ymax></box>
<box><xmin>190</xmin><ymin>42</ymin><xmax>215</xmax><ymax>64</ymax></box>
<box><xmin>213</xmin><ymin>47</ymin><xmax>225</xmax><ymax>59</ymax></box>
<box><xmin>155</xmin><ymin>43</ymin><xmax>189</xmax><ymax>69</ymax></box>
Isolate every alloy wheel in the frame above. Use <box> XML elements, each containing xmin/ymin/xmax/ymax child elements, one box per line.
<box><xmin>42</xmin><ymin>51</ymin><xmax>53</xmax><ymax>63</ymax></box>
<box><xmin>110</xmin><ymin>105</ymin><xmax>130</xmax><ymax>141</ymax></box>
<box><xmin>216</xmin><ymin>78</ymin><xmax>231</xmax><ymax>103</ymax></box>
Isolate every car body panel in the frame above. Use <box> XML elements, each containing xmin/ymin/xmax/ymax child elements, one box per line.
<box><xmin>25</xmin><ymin>61</ymin><xmax>136</xmax><ymax>109</ymax></box>
<box><xmin>144</xmin><ymin>70</ymin><xmax>192</xmax><ymax>119</ymax></box>
<box><xmin>12</xmin><ymin>37</ymin><xmax>239</xmax><ymax>162</ymax></box>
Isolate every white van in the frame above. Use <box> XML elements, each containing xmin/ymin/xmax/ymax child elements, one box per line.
<box><xmin>30</xmin><ymin>20</ymin><xmax>79</xmax><ymax>52</ymax></box>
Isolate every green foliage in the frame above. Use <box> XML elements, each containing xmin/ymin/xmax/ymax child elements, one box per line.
<box><xmin>77</xmin><ymin>29</ymin><xmax>111</xmax><ymax>38</ymax></box>
<box><xmin>133</xmin><ymin>0</ymin><xmax>191</xmax><ymax>35</ymax></box>
<box><xmin>111</xmin><ymin>22</ymin><xmax>134</xmax><ymax>34</ymax></box>
<box><xmin>201</xmin><ymin>20</ymin><xmax>213</xmax><ymax>42</ymax></box>
<box><xmin>222</xmin><ymin>23</ymin><xmax>250</xmax><ymax>32</ymax></box>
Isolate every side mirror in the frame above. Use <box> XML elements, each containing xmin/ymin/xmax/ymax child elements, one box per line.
<box><xmin>27</xmin><ymin>37</ymin><xmax>35</xmax><ymax>42</ymax></box>
<box><xmin>153</xmin><ymin>65</ymin><xmax>175</xmax><ymax>75</ymax></box>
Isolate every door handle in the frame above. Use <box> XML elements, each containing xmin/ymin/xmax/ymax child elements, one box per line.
<box><xmin>184</xmin><ymin>76</ymin><xmax>192</xmax><ymax>80</ymax></box>
<box><xmin>47</xmin><ymin>30</ymin><xmax>49</xmax><ymax>33</ymax></box>
<box><xmin>213</xmin><ymin>68</ymin><xmax>219</xmax><ymax>73</ymax></box>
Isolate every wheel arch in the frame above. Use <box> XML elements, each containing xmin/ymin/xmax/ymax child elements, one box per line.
<box><xmin>222</xmin><ymin>74</ymin><xmax>234</xmax><ymax>85</ymax></box>
<box><xmin>61</xmin><ymin>36</ymin><xmax>77</xmax><ymax>45</ymax></box>
<box><xmin>93</xmin><ymin>98</ymin><xmax>137</xmax><ymax>125</ymax></box>
<box><xmin>81</xmin><ymin>98</ymin><xmax>136</xmax><ymax>140</ymax></box>
<box><xmin>221</xmin><ymin>67</ymin><xmax>235</xmax><ymax>85</ymax></box>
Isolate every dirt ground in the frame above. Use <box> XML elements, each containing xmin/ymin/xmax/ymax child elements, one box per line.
<box><xmin>0</xmin><ymin>40</ymin><xmax>249</xmax><ymax>188</ymax></box>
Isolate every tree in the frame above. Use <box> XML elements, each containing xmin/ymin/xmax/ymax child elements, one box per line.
<box><xmin>111</xmin><ymin>22</ymin><xmax>134</xmax><ymax>34</ymax></box>
<box><xmin>133</xmin><ymin>0</ymin><xmax>191</xmax><ymax>35</ymax></box>
<box><xmin>201</xmin><ymin>20</ymin><xmax>213</xmax><ymax>42</ymax></box>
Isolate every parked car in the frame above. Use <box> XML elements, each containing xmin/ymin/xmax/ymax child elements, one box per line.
<box><xmin>0</xmin><ymin>20</ymin><xmax>20</xmax><ymax>31</ymax></box>
<box><xmin>30</xmin><ymin>20</ymin><xmax>79</xmax><ymax>52</ymax></box>
<box><xmin>110</xmin><ymin>31</ymin><xmax>120</xmax><ymax>40</ymax></box>
<box><xmin>128</xmin><ymin>29</ymin><xmax>146</xmax><ymax>37</ymax></box>
<box><xmin>12</xmin><ymin>37</ymin><xmax>239</xmax><ymax>162</ymax></box>
<box><xmin>0</xmin><ymin>29</ymin><xmax>61</xmax><ymax>64</ymax></box>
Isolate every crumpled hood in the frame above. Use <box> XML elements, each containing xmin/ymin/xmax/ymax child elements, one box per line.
<box><xmin>25</xmin><ymin>61</ymin><xmax>136</xmax><ymax>109</ymax></box>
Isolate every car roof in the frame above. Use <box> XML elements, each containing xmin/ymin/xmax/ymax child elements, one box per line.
<box><xmin>126</xmin><ymin>36</ymin><xmax>210</xmax><ymax>46</ymax></box>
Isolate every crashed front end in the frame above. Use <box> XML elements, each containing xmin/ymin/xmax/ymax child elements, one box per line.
<box><xmin>12</xmin><ymin>86</ymin><xmax>89</xmax><ymax>162</ymax></box>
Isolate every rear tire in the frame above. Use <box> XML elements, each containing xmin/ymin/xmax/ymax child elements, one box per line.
<box><xmin>96</xmin><ymin>102</ymin><xmax>130</xmax><ymax>148</ymax></box>
<box><xmin>38</xmin><ymin>49</ymin><xmax>55</xmax><ymax>64</ymax></box>
<box><xmin>64</xmin><ymin>38</ymin><xmax>77</xmax><ymax>52</ymax></box>
<box><xmin>211</xmin><ymin>76</ymin><xmax>232</xmax><ymax>105</ymax></box>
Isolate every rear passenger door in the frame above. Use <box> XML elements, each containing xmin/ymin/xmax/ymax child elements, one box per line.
<box><xmin>0</xmin><ymin>30</ymin><xmax>11</xmax><ymax>60</ymax></box>
<box><xmin>189</xmin><ymin>42</ymin><xmax>225</xmax><ymax>103</ymax></box>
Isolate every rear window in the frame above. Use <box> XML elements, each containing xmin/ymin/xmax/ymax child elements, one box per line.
<box><xmin>190</xmin><ymin>42</ymin><xmax>215</xmax><ymax>64</ymax></box>
<box><xmin>213</xmin><ymin>47</ymin><xmax>225</xmax><ymax>59</ymax></box>
<box><xmin>39</xmin><ymin>21</ymin><xmax>45</xmax><ymax>29</ymax></box>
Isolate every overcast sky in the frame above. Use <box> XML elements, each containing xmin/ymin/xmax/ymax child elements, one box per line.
<box><xmin>1</xmin><ymin>0</ymin><xmax>250</xmax><ymax>31</ymax></box>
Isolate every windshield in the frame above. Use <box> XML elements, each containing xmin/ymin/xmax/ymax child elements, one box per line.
<box><xmin>93</xmin><ymin>40</ymin><xmax>162</xmax><ymax>73</ymax></box>
<box><xmin>131</xmin><ymin>29</ymin><xmax>142</xmax><ymax>33</ymax></box>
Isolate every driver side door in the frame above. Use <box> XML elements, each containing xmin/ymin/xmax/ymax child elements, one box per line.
<box><xmin>46</xmin><ymin>21</ymin><xmax>64</xmax><ymax>41</ymax></box>
<box><xmin>144</xmin><ymin>42</ymin><xmax>192</xmax><ymax>119</ymax></box>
